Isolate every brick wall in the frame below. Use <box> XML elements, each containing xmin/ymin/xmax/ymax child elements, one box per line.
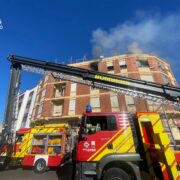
<box><xmin>100</xmin><ymin>94</ymin><xmax>111</xmax><ymax>112</ymax></box>
<box><xmin>76</xmin><ymin>96</ymin><xmax>90</xmax><ymax>114</ymax></box>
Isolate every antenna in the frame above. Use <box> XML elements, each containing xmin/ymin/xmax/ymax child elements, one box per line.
<box><xmin>83</xmin><ymin>54</ymin><xmax>87</xmax><ymax>62</ymax></box>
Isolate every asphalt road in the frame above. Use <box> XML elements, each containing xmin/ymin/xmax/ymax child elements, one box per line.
<box><xmin>0</xmin><ymin>163</ymin><xmax>150</xmax><ymax>180</ymax></box>
<box><xmin>0</xmin><ymin>163</ymin><xmax>73</xmax><ymax>180</ymax></box>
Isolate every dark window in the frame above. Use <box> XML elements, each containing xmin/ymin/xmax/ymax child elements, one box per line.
<box><xmin>90</xmin><ymin>62</ymin><xmax>99</xmax><ymax>71</ymax></box>
<box><xmin>119</xmin><ymin>61</ymin><xmax>127</xmax><ymax>69</ymax></box>
<box><xmin>30</xmin><ymin>91</ymin><xmax>34</xmax><ymax>96</ymax></box>
<box><xmin>136</xmin><ymin>60</ymin><xmax>149</xmax><ymax>67</ymax></box>
<box><xmin>107</xmin><ymin>66</ymin><xmax>114</xmax><ymax>71</ymax></box>
<box><xmin>120</xmin><ymin>64</ymin><xmax>127</xmax><ymax>69</ymax></box>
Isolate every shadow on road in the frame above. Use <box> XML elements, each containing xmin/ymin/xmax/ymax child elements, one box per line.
<box><xmin>56</xmin><ymin>162</ymin><xmax>73</xmax><ymax>180</ymax></box>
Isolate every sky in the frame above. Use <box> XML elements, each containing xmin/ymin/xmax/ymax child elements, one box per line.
<box><xmin>0</xmin><ymin>0</ymin><xmax>180</xmax><ymax>122</ymax></box>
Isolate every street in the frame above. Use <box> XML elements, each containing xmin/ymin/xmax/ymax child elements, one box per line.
<box><xmin>0</xmin><ymin>163</ymin><xmax>150</xmax><ymax>180</ymax></box>
<box><xmin>0</xmin><ymin>163</ymin><xmax>73</xmax><ymax>180</ymax></box>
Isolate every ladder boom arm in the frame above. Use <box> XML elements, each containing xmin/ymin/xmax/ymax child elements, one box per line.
<box><xmin>8</xmin><ymin>55</ymin><xmax>180</xmax><ymax>106</ymax></box>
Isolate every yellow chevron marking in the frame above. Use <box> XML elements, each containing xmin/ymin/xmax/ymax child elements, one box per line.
<box><xmin>115</xmin><ymin>132</ymin><xmax>132</xmax><ymax>151</ymax></box>
<box><xmin>87</xmin><ymin>128</ymin><xmax>125</xmax><ymax>161</ymax></box>
<box><xmin>92</xmin><ymin>128</ymin><xmax>135</xmax><ymax>161</ymax></box>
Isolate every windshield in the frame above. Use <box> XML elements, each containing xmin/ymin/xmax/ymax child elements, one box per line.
<box><xmin>79</xmin><ymin>115</ymin><xmax>117</xmax><ymax>135</ymax></box>
<box><xmin>16</xmin><ymin>134</ymin><xmax>23</xmax><ymax>143</ymax></box>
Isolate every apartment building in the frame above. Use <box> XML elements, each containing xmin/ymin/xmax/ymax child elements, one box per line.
<box><xmin>12</xmin><ymin>86</ymin><xmax>38</xmax><ymax>131</ymax></box>
<box><xmin>31</xmin><ymin>54</ymin><xmax>180</xmax><ymax>144</ymax></box>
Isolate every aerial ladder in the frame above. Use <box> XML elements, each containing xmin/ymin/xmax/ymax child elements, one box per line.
<box><xmin>1</xmin><ymin>55</ymin><xmax>180</xmax><ymax>144</ymax></box>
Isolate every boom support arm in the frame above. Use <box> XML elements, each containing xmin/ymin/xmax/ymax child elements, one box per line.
<box><xmin>8</xmin><ymin>55</ymin><xmax>180</xmax><ymax>107</ymax></box>
<box><xmin>1</xmin><ymin>63</ymin><xmax>21</xmax><ymax>146</ymax></box>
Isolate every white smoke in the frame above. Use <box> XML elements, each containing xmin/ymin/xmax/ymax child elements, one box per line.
<box><xmin>91</xmin><ymin>13</ymin><xmax>180</xmax><ymax>83</ymax></box>
<box><xmin>127</xmin><ymin>42</ymin><xmax>142</xmax><ymax>54</ymax></box>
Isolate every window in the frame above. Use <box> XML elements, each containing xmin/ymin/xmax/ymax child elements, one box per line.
<box><xmin>147</xmin><ymin>100</ymin><xmax>157</xmax><ymax>112</ymax></box>
<box><xmin>136</xmin><ymin>60</ymin><xmax>149</xmax><ymax>67</ymax></box>
<box><xmin>125</xmin><ymin>95</ymin><xmax>136</xmax><ymax>112</ymax></box>
<box><xmin>107</xmin><ymin>62</ymin><xmax>114</xmax><ymax>71</ymax></box>
<box><xmin>55</xmin><ymin>85</ymin><xmax>65</xmax><ymax>97</ymax></box>
<box><xmin>84</xmin><ymin>115</ymin><xmax>117</xmax><ymax>134</ymax></box>
<box><xmin>162</xmin><ymin>74</ymin><xmax>169</xmax><ymax>85</ymax></box>
<box><xmin>38</xmin><ymin>104</ymin><xmax>43</xmax><ymax>114</ymax></box>
<box><xmin>158</xmin><ymin>62</ymin><xmax>166</xmax><ymax>74</ymax></box>
<box><xmin>111</xmin><ymin>96</ymin><xmax>119</xmax><ymax>108</ymax></box>
<box><xmin>90</xmin><ymin>97</ymin><xmax>100</xmax><ymax>108</ymax></box>
<box><xmin>53</xmin><ymin>103</ymin><xmax>63</xmax><ymax>115</ymax></box>
<box><xmin>165</xmin><ymin>65</ymin><xmax>169</xmax><ymax>70</ymax></box>
<box><xmin>44</xmin><ymin>75</ymin><xmax>49</xmax><ymax>83</ymax></box>
<box><xmin>119</xmin><ymin>60</ymin><xmax>127</xmax><ymax>69</ymax></box>
<box><xmin>28</xmin><ymin>91</ymin><xmax>34</xmax><ymax>101</ymax></box>
<box><xmin>36</xmin><ymin>94</ymin><xmax>39</xmax><ymax>102</ymax></box>
<box><xmin>107</xmin><ymin>66</ymin><xmax>114</xmax><ymax>71</ymax></box>
<box><xmin>24</xmin><ymin>107</ymin><xmax>29</xmax><ymax>114</ymax></box>
<box><xmin>69</xmin><ymin>99</ymin><xmax>75</xmax><ymax>111</ymax></box>
<box><xmin>125</xmin><ymin>95</ymin><xmax>134</xmax><ymax>105</ymax></box>
<box><xmin>18</xmin><ymin>95</ymin><xmax>24</xmax><ymax>103</ymax></box>
<box><xmin>27</xmin><ymin>96</ymin><xmax>32</xmax><ymax>102</ymax></box>
<box><xmin>41</xmin><ymin>89</ymin><xmax>46</xmax><ymax>98</ymax></box>
<box><xmin>70</xmin><ymin>83</ymin><xmax>77</xmax><ymax>93</ymax></box>
<box><xmin>90</xmin><ymin>62</ymin><xmax>99</xmax><ymax>71</ymax></box>
<box><xmin>141</xmin><ymin>74</ymin><xmax>154</xmax><ymax>82</ymax></box>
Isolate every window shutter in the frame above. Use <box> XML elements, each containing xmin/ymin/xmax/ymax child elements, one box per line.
<box><xmin>141</xmin><ymin>75</ymin><xmax>154</xmax><ymax>82</ymax></box>
<box><xmin>69</xmin><ymin>99</ymin><xmax>75</xmax><ymax>111</ymax></box>
<box><xmin>110</xmin><ymin>96</ymin><xmax>119</xmax><ymax>107</ymax></box>
<box><xmin>90</xmin><ymin>97</ymin><xmax>100</xmax><ymax>108</ymax></box>
<box><xmin>71</xmin><ymin>83</ymin><xmax>77</xmax><ymax>92</ymax></box>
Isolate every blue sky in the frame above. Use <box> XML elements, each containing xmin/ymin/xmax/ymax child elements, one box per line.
<box><xmin>0</xmin><ymin>0</ymin><xmax>180</xmax><ymax>122</ymax></box>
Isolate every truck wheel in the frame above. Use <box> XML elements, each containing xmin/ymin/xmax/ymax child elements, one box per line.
<box><xmin>102</xmin><ymin>168</ymin><xmax>130</xmax><ymax>180</ymax></box>
<box><xmin>34</xmin><ymin>159</ymin><xmax>47</xmax><ymax>173</ymax></box>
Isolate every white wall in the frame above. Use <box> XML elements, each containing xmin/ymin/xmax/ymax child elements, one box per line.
<box><xmin>13</xmin><ymin>86</ymin><xmax>38</xmax><ymax>131</ymax></box>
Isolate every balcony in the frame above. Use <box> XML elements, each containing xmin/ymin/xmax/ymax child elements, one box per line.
<box><xmin>53</xmin><ymin>83</ymin><xmax>66</xmax><ymax>98</ymax></box>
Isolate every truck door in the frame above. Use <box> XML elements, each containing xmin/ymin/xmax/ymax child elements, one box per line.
<box><xmin>76</xmin><ymin>115</ymin><xmax>117</xmax><ymax>162</ymax></box>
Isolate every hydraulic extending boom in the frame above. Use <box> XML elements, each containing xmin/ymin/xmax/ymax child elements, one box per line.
<box><xmin>8</xmin><ymin>55</ymin><xmax>180</xmax><ymax>107</ymax></box>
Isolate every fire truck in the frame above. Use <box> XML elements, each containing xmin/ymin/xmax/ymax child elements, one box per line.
<box><xmin>0</xmin><ymin>124</ymin><xmax>72</xmax><ymax>173</ymax></box>
<box><xmin>1</xmin><ymin>55</ymin><xmax>180</xmax><ymax>179</ymax></box>
<box><xmin>73</xmin><ymin>107</ymin><xmax>179</xmax><ymax>180</ymax></box>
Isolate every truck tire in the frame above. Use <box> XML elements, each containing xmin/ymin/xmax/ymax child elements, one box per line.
<box><xmin>102</xmin><ymin>168</ymin><xmax>130</xmax><ymax>180</ymax></box>
<box><xmin>34</xmin><ymin>159</ymin><xmax>47</xmax><ymax>173</ymax></box>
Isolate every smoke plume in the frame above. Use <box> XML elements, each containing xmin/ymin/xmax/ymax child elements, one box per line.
<box><xmin>91</xmin><ymin>13</ymin><xmax>180</xmax><ymax>68</ymax></box>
